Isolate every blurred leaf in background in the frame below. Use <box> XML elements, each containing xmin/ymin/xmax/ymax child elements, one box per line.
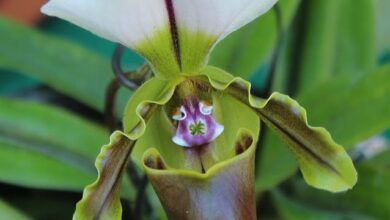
<box><xmin>0</xmin><ymin>98</ymin><xmax>105</xmax><ymax>191</ymax></box>
<box><xmin>0</xmin><ymin>71</ymin><xmax>38</xmax><ymax>95</ymax></box>
<box><xmin>283</xmin><ymin>147</ymin><xmax>390</xmax><ymax>220</ymax></box>
<box><xmin>0</xmin><ymin>18</ymin><xmax>131</xmax><ymax>114</ymax></box>
<box><xmin>210</xmin><ymin>0</ymin><xmax>301</xmax><ymax>90</ymax></box>
<box><xmin>376</xmin><ymin>0</ymin><xmax>390</xmax><ymax>63</ymax></box>
<box><xmin>0</xmin><ymin>199</ymin><xmax>31</xmax><ymax>220</ymax></box>
<box><xmin>271</xmin><ymin>190</ymin><xmax>375</xmax><ymax>220</ymax></box>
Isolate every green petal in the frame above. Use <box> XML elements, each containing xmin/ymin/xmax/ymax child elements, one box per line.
<box><xmin>179</xmin><ymin>29</ymin><xmax>218</xmax><ymax>74</ymax></box>
<box><xmin>202</xmin><ymin>66</ymin><xmax>357</xmax><ymax>192</ymax></box>
<box><xmin>143</xmin><ymin>129</ymin><xmax>257</xmax><ymax>220</ymax></box>
<box><xmin>135</xmin><ymin>27</ymin><xmax>182</xmax><ymax>78</ymax></box>
<box><xmin>123</xmin><ymin>77</ymin><xmax>184</xmax><ymax>139</ymax></box>
<box><xmin>73</xmin><ymin>131</ymin><xmax>134</xmax><ymax>220</ymax></box>
<box><xmin>138</xmin><ymin>27</ymin><xmax>218</xmax><ymax>76</ymax></box>
<box><xmin>212</xmin><ymin>93</ymin><xmax>260</xmax><ymax>164</ymax></box>
<box><xmin>132</xmin><ymin>88</ymin><xmax>259</xmax><ymax>171</ymax></box>
<box><xmin>132</xmin><ymin>107</ymin><xmax>187</xmax><ymax>169</ymax></box>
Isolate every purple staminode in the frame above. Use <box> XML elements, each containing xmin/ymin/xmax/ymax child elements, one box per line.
<box><xmin>172</xmin><ymin>99</ymin><xmax>224</xmax><ymax>147</ymax></box>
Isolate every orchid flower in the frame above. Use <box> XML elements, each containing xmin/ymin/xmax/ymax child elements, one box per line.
<box><xmin>42</xmin><ymin>0</ymin><xmax>357</xmax><ymax>219</ymax></box>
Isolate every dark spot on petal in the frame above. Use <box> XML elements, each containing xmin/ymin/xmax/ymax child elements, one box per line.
<box><xmin>144</xmin><ymin>155</ymin><xmax>166</xmax><ymax>170</ymax></box>
<box><xmin>144</xmin><ymin>156</ymin><xmax>155</xmax><ymax>168</ymax></box>
<box><xmin>244</xmin><ymin>135</ymin><xmax>253</xmax><ymax>149</ymax></box>
<box><xmin>235</xmin><ymin>133</ymin><xmax>253</xmax><ymax>155</ymax></box>
<box><xmin>157</xmin><ymin>157</ymin><xmax>166</xmax><ymax>170</ymax></box>
<box><xmin>235</xmin><ymin>143</ymin><xmax>244</xmax><ymax>155</ymax></box>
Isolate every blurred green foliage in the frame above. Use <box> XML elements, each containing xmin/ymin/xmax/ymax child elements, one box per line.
<box><xmin>0</xmin><ymin>0</ymin><xmax>389</xmax><ymax>219</ymax></box>
<box><xmin>0</xmin><ymin>98</ymin><xmax>104</xmax><ymax>191</ymax></box>
<box><xmin>276</xmin><ymin>150</ymin><xmax>390</xmax><ymax>220</ymax></box>
<box><xmin>0</xmin><ymin>199</ymin><xmax>31</xmax><ymax>220</ymax></box>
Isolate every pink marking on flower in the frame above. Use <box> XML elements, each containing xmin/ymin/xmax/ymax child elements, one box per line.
<box><xmin>172</xmin><ymin>100</ymin><xmax>224</xmax><ymax>147</ymax></box>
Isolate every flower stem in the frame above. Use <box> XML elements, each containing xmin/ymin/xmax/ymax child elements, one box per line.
<box><xmin>111</xmin><ymin>44</ymin><xmax>153</xmax><ymax>90</ymax></box>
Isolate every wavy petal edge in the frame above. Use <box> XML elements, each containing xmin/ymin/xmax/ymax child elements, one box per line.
<box><xmin>73</xmin><ymin>131</ymin><xmax>134</xmax><ymax>220</ymax></box>
<box><xmin>123</xmin><ymin>77</ymin><xmax>184</xmax><ymax>140</ymax></box>
<box><xmin>201</xmin><ymin>66</ymin><xmax>358</xmax><ymax>192</ymax></box>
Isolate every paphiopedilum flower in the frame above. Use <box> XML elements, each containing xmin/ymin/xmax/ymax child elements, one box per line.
<box><xmin>42</xmin><ymin>0</ymin><xmax>357</xmax><ymax>219</ymax></box>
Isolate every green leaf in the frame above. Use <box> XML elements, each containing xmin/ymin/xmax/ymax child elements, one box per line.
<box><xmin>209</xmin><ymin>10</ymin><xmax>275</xmax><ymax>79</ymax></box>
<box><xmin>0</xmin><ymin>199</ymin><xmax>32</xmax><ymax>220</ymax></box>
<box><xmin>271</xmin><ymin>20</ymin><xmax>297</xmax><ymax>94</ymax></box>
<box><xmin>0</xmin><ymin>98</ymin><xmax>107</xmax><ymax>191</ymax></box>
<box><xmin>298</xmin><ymin>64</ymin><xmax>390</xmax><ymax>148</ymax></box>
<box><xmin>203</xmin><ymin>66</ymin><xmax>357</xmax><ymax>192</ymax></box>
<box><xmin>294</xmin><ymin>0</ymin><xmax>376</xmax><ymax>92</ymax></box>
<box><xmin>0</xmin><ymin>98</ymin><xmax>107</xmax><ymax>160</ymax></box>
<box><xmin>0</xmin><ymin>138</ymin><xmax>95</xmax><ymax>191</ymax></box>
<box><xmin>0</xmin><ymin>71</ymin><xmax>38</xmax><ymax>95</ymax></box>
<box><xmin>0</xmin><ymin>18</ymin><xmax>131</xmax><ymax>113</ymax></box>
<box><xmin>291</xmin><ymin>149</ymin><xmax>390</xmax><ymax>220</ymax></box>
<box><xmin>333</xmin><ymin>0</ymin><xmax>376</xmax><ymax>76</ymax></box>
<box><xmin>256</xmin><ymin>131</ymin><xmax>297</xmax><ymax>192</ymax></box>
<box><xmin>74</xmin><ymin>131</ymin><xmax>135</xmax><ymax>220</ymax></box>
<box><xmin>376</xmin><ymin>0</ymin><xmax>390</xmax><ymax>58</ymax></box>
<box><xmin>209</xmin><ymin>0</ymin><xmax>301</xmax><ymax>79</ymax></box>
<box><xmin>272</xmin><ymin>190</ymin><xmax>375</xmax><ymax>220</ymax></box>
